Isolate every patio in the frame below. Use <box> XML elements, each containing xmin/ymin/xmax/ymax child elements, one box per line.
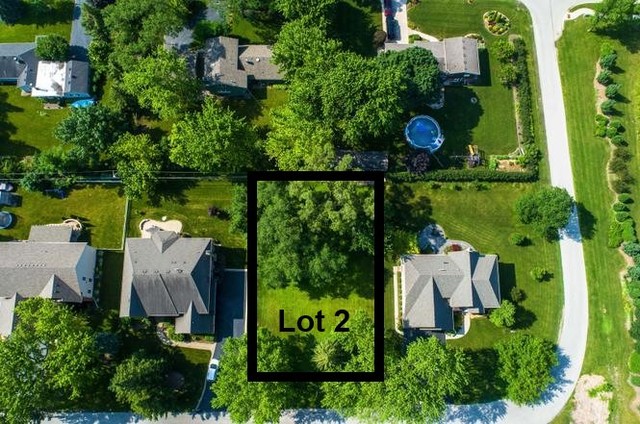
<box><xmin>139</xmin><ymin>218</ymin><xmax>183</xmax><ymax>238</ymax></box>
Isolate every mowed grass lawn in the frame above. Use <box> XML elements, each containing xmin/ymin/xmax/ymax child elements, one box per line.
<box><xmin>127</xmin><ymin>180</ymin><xmax>246</xmax><ymax>268</ymax></box>
<box><xmin>223</xmin><ymin>86</ymin><xmax>288</xmax><ymax>129</ymax></box>
<box><xmin>408</xmin><ymin>0</ymin><xmax>542</xmax><ymax>156</ymax></box>
<box><xmin>0</xmin><ymin>86</ymin><xmax>68</xmax><ymax>157</ymax></box>
<box><xmin>0</xmin><ymin>1</ymin><xmax>73</xmax><ymax>43</ymax></box>
<box><xmin>0</xmin><ymin>185</ymin><xmax>126</xmax><ymax>249</ymax></box>
<box><xmin>556</xmin><ymin>18</ymin><xmax>638</xmax><ymax>422</ymax></box>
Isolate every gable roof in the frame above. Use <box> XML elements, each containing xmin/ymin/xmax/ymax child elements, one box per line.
<box><xmin>0</xmin><ymin>43</ymin><xmax>35</xmax><ymax>81</ymax></box>
<box><xmin>120</xmin><ymin>231</ymin><xmax>215</xmax><ymax>333</ymax></box>
<box><xmin>0</xmin><ymin>293</ymin><xmax>22</xmax><ymax>338</ymax></box>
<box><xmin>238</xmin><ymin>44</ymin><xmax>281</xmax><ymax>81</ymax></box>
<box><xmin>28</xmin><ymin>225</ymin><xmax>73</xmax><ymax>242</ymax></box>
<box><xmin>402</xmin><ymin>250</ymin><xmax>500</xmax><ymax>332</ymax></box>
<box><xmin>384</xmin><ymin>37</ymin><xmax>481</xmax><ymax>76</ymax></box>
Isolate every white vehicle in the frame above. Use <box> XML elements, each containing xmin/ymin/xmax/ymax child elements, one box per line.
<box><xmin>207</xmin><ymin>358</ymin><xmax>220</xmax><ymax>382</ymax></box>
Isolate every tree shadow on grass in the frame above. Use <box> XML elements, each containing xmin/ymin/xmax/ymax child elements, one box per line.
<box><xmin>385</xmin><ymin>183</ymin><xmax>433</xmax><ymax>233</ymax></box>
<box><xmin>512</xmin><ymin>304</ymin><xmax>537</xmax><ymax>330</ymax></box>
<box><xmin>452</xmin><ymin>348</ymin><xmax>506</xmax><ymax>403</ymax></box>
<box><xmin>476</xmin><ymin>48</ymin><xmax>492</xmax><ymax>87</ymax></box>
<box><xmin>576</xmin><ymin>201</ymin><xmax>596</xmax><ymax>240</ymax></box>
<box><xmin>16</xmin><ymin>2</ymin><xmax>74</xmax><ymax>26</ymax></box>
<box><xmin>330</xmin><ymin>0</ymin><xmax>378</xmax><ymax>57</ymax></box>
<box><xmin>498</xmin><ymin>263</ymin><xmax>516</xmax><ymax>300</ymax></box>
<box><xmin>148</xmin><ymin>180</ymin><xmax>198</xmax><ymax>207</ymax></box>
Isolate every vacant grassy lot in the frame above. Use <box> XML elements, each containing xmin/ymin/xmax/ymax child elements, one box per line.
<box><xmin>0</xmin><ymin>86</ymin><xmax>68</xmax><ymax>157</ymax></box>
<box><xmin>556</xmin><ymin>18</ymin><xmax>638</xmax><ymax>422</ymax></box>
<box><xmin>223</xmin><ymin>86</ymin><xmax>288</xmax><ymax>129</ymax></box>
<box><xmin>0</xmin><ymin>1</ymin><xmax>73</xmax><ymax>43</ymax></box>
<box><xmin>395</xmin><ymin>182</ymin><xmax>562</xmax><ymax>401</ymax></box>
<box><xmin>0</xmin><ymin>185</ymin><xmax>126</xmax><ymax>248</ymax></box>
<box><xmin>127</xmin><ymin>180</ymin><xmax>246</xmax><ymax>268</ymax></box>
<box><xmin>408</xmin><ymin>0</ymin><xmax>543</xmax><ymax>156</ymax></box>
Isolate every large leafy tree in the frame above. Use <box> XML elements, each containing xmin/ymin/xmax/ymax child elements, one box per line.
<box><xmin>590</xmin><ymin>0</ymin><xmax>639</xmax><ymax>33</ymax></box>
<box><xmin>0</xmin><ymin>0</ymin><xmax>23</xmax><ymax>24</ymax></box>
<box><xmin>496</xmin><ymin>334</ymin><xmax>558</xmax><ymax>404</ymax></box>
<box><xmin>0</xmin><ymin>298</ymin><xmax>98</xmax><ymax>423</ymax></box>
<box><xmin>110</xmin><ymin>133</ymin><xmax>162</xmax><ymax>199</ymax></box>
<box><xmin>54</xmin><ymin>104</ymin><xmax>129</xmax><ymax>168</ymax></box>
<box><xmin>515</xmin><ymin>187</ymin><xmax>574</xmax><ymax>239</ymax></box>
<box><xmin>377</xmin><ymin>46</ymin><xmax>442</xmax><ymax>109</ymax></box>
<box><xmin>212</xmin><ymin>331</ymin><xmax>298</xmax><ymax>423</ymax></box>
<box><xmin>271</xmin><ymin>18</ymin><xmax>342</xmax><ymax>79</ymax></box>
<box><xmin>274</xmin><ymin>0</ymin><xmax>336</xmax><ymax>21</ymax></box>
<box><xmin>35</xmin><ymin>34</ymin><xmax>69</xmax><ymax>61</ymax></box>
<box><xmin>122</xmin><ymin>47</ymin><xmax>201</xmax><ymax>120</ymax></box>
<box><xmin>168</xmin><ymin>98</ymin><xmax>257</xmax><ymax>172</ymax></box>
<box><xmin>103</xmin><ymin>0</ymin><xmax>188</xmax><ymax>71</ymax></box>
<box><xmin>109</xmin><ymin>351</ymin><xmax>172</xmax><ymax>418</ymax></box>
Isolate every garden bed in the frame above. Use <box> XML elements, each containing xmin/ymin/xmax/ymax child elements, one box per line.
<box><xmin>483</xmin><ymin>10</ymin><xmax>511</xmax><ymax>36</ymax></box>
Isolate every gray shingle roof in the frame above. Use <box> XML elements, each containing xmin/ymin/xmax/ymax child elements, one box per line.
<box><xmin>402</xmin><ymin>250</ymin><xmax>500</xmax><ymax>332</ymax></box>
<box><xmin>64</xmin><ymin>60</ymin><xmax>90</xmax><ymax>95</ymax></box>
<box><xmin>0</xmin><ymin>293</ymin><xmax>21</xmax><ymax>338</ymax></box>
<box><xmin>0</xmin><ymin>241</ymin><xmax>95</xmax><ymax>302</ymax></box>
<box><xmin>0</xmin><ymin>43</ymin><xmax>35</xmax><ymax>81</ymax></box>
<box><xmin>384</xmin><ymin>37</ymin><xmax>481</xmax><ymax>76</ymax></box>
<box><xmin>28</xmin><ymin>225</ymin><xmax>73</xmax><ymax>242</ymax></box>
<box><xmin>120</xmin><ymin>231</ymin><xmax>215</xmax><ymax>334</ymax></box>
<box><xmin>238</xmin><ymin>44</ymin><xmax>282</xmax><ymax>81</ymax></box>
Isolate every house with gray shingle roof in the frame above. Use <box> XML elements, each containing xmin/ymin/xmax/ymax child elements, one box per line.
<box><xmin>385</xmin><ymin>36</ymin><xmax>481</xmax><ymax>86</ymax></box>
<box><xmin>401</xmin><ymin>250</ymin><xmax>500</xmax><ymax>335</ymax></box>
<box><xmin>199</xmin><ymin>36</ymin><xmax>283</xmax><ymax>98</ymax></box>
<box><xmin>119</xmin><ymin>231</ymin><xmax>217</xmax><ymax>334</ymax></box>
<box><xmin>0</xmin><ymin>226</ymin><xmax>97</xmax><ymax>337</ymax></box>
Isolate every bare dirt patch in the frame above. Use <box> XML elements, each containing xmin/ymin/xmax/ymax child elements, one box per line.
<box><xmin>571</xmin><ymin>375</ymin><xmax>613</xmax><ymax>424</ymax></box>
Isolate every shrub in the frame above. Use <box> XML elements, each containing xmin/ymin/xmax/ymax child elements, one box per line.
<box><xmin>612</xmin><ymin>179</ymin><xmax>631</xmax><ymax>194</ymax></box>
<box><xmin>630</xmin><ymin>318</ymin><xmax>640</xmax><ymax>340</ymax></box>
<box><xmin>408</xmin><ymin>34</ymin><xmax>423</xmax><ymax>44</ymax></box>
<box><xmin>35</xmin><ymin>34</ymin><xmax>69</xmax><ymax>61</ymax></box>
<box><xmin>623</xmin><ymin>242</ymin><xmax>640</xmax><ymax>258</ymax></box>
<box><xmin>628</xmin><ymin>280</ymin><xmax>640</xmax><ymax>298</ymax></box>
<box><xmin>600</xmin><ymin>41</ymin><xmax>615</xmax><ymax>57</ymax></box>
<box><xmin>499</xmin><ymin>63</ymin><xmax>519</xmax><ymax>87</ymax></box>
<box><xmin>595</xmin><ymin>114</ymin><xmax>610</xmax><ymax>125</ymax></box>
<box><xmin>630</xmin><ymin>351</ymin><xmax>640</xmax><ymax>373</ymax></box>
<box><xmin>614</xmin><ymin>147</ymin><xmax>632</xmax><ymax>162</ymax></box>
<box><xmin>619</xmin><ymin>194</ymin><xmax>633</xmax><ymax>204</ymax></box>
<box><xmin>609</xmin><ymin>119</ymin><xmax>624</xmax><ymax>132</ymax></box>
<box><xmin>490</xmin><ymin>300</ymin><xmax>517</xmax><ymax>328</ymax></box>
<box><xmin>388</xmin><ymin>169</ymin><xmax>538</xmax><ymax>183</ymax></box>
<box><xmin>606</xmin><ymin>126</ymin><xmax>620</xmax><ymax>138</ymax></box>
<box><xmin>609</xmin><ymin>219</ymin><xmax>625</xmax><ymax>247</ymax></box>
<box><xmin>617</xmin><ymin>168</ymin><xmax>635</xmax><ymax>186</ymax></box>
<box><xmin>510</xmin><ymin>287</ymin><xmax>526</xmax><ymax>303</ymax></box>
<box><xmin>530</xmin><ymin>266</ymin><xmax>551</xmax><ymax>282</ymax></box>
<box><xmin>601</xmin><ymin>99</ymin><xmax>616</xmax><ymax>115</ymax></box>
<box><xmin>509</xmin><ymin>232</ymin><xmax>528</xmax><ymax>246</ymax></box>
<box><xmin>493</xmin><ymin>39</ymin><xmax>516</xmax><ymax>63</ymax></box>
<box><xmin>616</xmin><ymin>211</ymin><xmax>631</xmax><ymax>222</ymax></box>
<box><xmin>613</xmin><ymin>202</ymin><xmax>630</xmax><ymax>212</ymax></box>
<box><xmin>597</xmin><ymin>69</ymin><xmax>612</xmax><ymax>85</ymax></box>
<box><xmin>599</xmin><ymin>52</ymin><xmax>618</xmax><ymax>70</ymax></box>
<box><xmin>165</xmin><ymin>323</ymin><xmax>186</xmax><ymax>342</ymax></box>
<box><xmin>608</xmin><ymin>156</ymin><xmax>627</xmax><ymax>173</ymax></box>
<box><xmin>628</xmin><ymin>265</ymin><xmax>640</xmax><ymax>282</ymax></box>
<box><xmin>605</xmin><ymin>83</ymin><xmax>621</xmax><ymax>99</ymax></box>
<box><xmin>595</xmin><ymin>123</ymin><xmax>607</xmax><ymax>137</ymax></box>
<box><xmin>374</xmin><ymin>30</ymin><xmax>389</xmax><ymax>47</ymax></box>
<box><xmin>611</xmin><ymin>135</ymin><xmax>626</xmax><ymax>146</ymax></box>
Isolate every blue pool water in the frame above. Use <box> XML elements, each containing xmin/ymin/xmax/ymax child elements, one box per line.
<box><xmin>405</xmin><ymin>115</ymin><xmax>444</xmax><ymax>152</ymax></box>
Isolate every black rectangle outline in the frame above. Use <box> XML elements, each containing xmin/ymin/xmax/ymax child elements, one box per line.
<box><xmin>247</xmin><ymin>171</ymin><xmax>385</xmax><ymax>382</ymax></box>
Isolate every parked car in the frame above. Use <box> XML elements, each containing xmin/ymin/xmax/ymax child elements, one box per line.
<box><xmin>386</xmin><ymin>16</ymin><xmax>397</xmax><ymax>40</ymax></box>
<box><xmin>384</xmin><ymin>7</ymin><xmax>393</xmax><ymax>16</ymax></box>
<box><xmin>0</xmin><ymin>182</ymin><xmax>14</xmax><ymax>192</ymax></box>
<box><xmin>0</xmin><ymin>192</ymin><xmax>20</xmax><ymax>207</ymax></box>
<box><xmin>207</xmin><ymin>358</ymin><xmax>220</xmax><ymax>382</ymax></box>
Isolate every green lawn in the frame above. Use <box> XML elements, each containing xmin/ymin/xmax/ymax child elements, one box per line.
<box><xmin>0</xmin><ymin>185</ymin><xmax>126</xmax><ymax>249</ymax></box>
<box><xmin>127</xmin><ymin>180</ymin><xmax>247</xmax><ymax>268</ymax></box>
<box><xmin>556</xmin><ymin>17</ymin><xmax>638</xmax><ymax>422</ymax></box>
<box><xmin>331</xmin><ymin>0</ymin><xmax>382</xmax><ymax>57</ymax></box>
<box><xmin>229</xmin><ymin>14</ymin><xmax>280</xmax><ymax>44</ymax></box>
<box><xmin>0</xmin><ymin>86</ymin><xmax>69</xmax><ymax>157</ymax></box>
<box><xmin>408</xmin><ymin>0</ymin><xmax>541</xmax><ymax>155</ymax></box>
<box><xmin>0</xmin><ymin>1</ymin><xmax>73</xmax><ymax>43</ymax></box>
<box><xmin>393</xmin><ymin>182</ymin><xmax>562</xmax><ymax>402</ymax></box>
<box><xmin>223</xmin><ymin>86</ymin><xmax>288</xmax><ymax>129</ymax></box>
<box><xmin>175</xmin><ymin>347</ymin><xmax>211</xmax><ymax>410</ymax></box>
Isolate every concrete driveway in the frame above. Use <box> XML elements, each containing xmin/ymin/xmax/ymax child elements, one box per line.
<box><xmin>196</xmin><ymin>269</ymin><xmax>246</xmax><ymax>412</ymax></box>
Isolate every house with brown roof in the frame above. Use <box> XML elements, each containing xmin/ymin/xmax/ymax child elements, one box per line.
<box><xmin>119</xmin><ymin>231</ymin><xmax>217</xmax><ymax>334</ymax></box>
<box><xmin>385</xmin><ymin>36</ymin><xmax>481</xmax><ymax>85</ymax></box>
<box><xmin>400</xmin><ymin>249</ymin><xmax>500</xmax><ymax>338</ymax></box>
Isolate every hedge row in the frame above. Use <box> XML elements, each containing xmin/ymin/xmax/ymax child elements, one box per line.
<box><xmin>512</xmin><ymin>38</ymin><xmax>540</xmax><ymax>170</ymax></box>
<box><xmin>388</xmin><ymin>169</ymin><xmax>538</xmax><ymax>183</ymax></box>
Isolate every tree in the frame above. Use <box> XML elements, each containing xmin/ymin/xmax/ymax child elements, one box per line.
<box><xmin>493</xmin><ymin>39</ymin><xmax>516</xmax><ymax>63</ymax></box>
<box><xmin>510</xmin><ymin>287</ymin><xmax>526</xmax><ymax>303</ymax></box>
<box><xmin>0</xmin><ymin>298</ymin><xmax>98</xmax><ymax>423</ymax></box>
<box><xmin>601</xmin><ymin>99</ymin><xmax>616</xmax><ymax>115</ymax></box>
<box><xmin>36</xmin><ymin>34</ymin><xmax>69</xmax><ymax>61</ymax></box>
<box><xmin>590</xmin><ymin>0</ymin><xmax>638</xmax><ymax>33</ymax></box>
<box><xmin>266</xmin><ymin>106</ymin><xmax>336</xmax><ymax>170</ymax></box>
<box><xmin>605</xmin><ymin>83</ymin><xmax>621</xmax><ymax>99</ymax></box>
<box><xmin>496</xmin><ymin>334</ymin><xmax>558</xmax><ymax>404</ymax></box>
<box><xmin>271</xmin><ymin>19</ymin><xmax>342</xmax><ymax>79</ymax></box>
<box><xmin>229</xmin><ymin>183</ymin><xmax>247</xmax><ymax>236</ymax></box>
<box><xmin>597</xmin><ymin>69</ymin><xmax>612</xmax><ymax>85</ymax></box>
<box><xmin>313</xmin><ymin>339</ymin><xmax>344</xmax><ymax>371</ymax></box>
<box><xmin>508</xmin><ymin>232</ymin><xmax>528</xmax><ymax>246</ymax></box>
<box><xmin>168</xmin><ymin>98</ymin><xmax>257</xmax><ymax>172</ymax></box>
<box><xmin>376</xmin><ymin>46</ymin><xmax>442</xmax><ymax>108</ymax></box>
<box><xmin>627</xmin><ymin>265</ymin><xmax>640</xmax><ymax>282</ymax></box>
<box><xmin>54</xmin><ymin>105</ymin><xmax>129</xmax><ymax>168</ymax></box>
<box><xmin>623</xmin><ymin>242</ymin><xmax>640</xmax><ymax>261</ymax></box>
<box><xmin>20</xmin><ymin>146</ymin><xmax>77</xmax><ymax>191</ymax></box>
<box><xmin>212</xmin><ymin>332</ymin><xmax>298</xmax><ymax>423</ymax></box>
<box><xmin>0</xmin><ymin>0</ymin><xmax>23</xmax><ymax>24</ymax></box>
<box><xmin>103</xmin><ymin>0</ymin><xmax>188</xmax><ymax>72</ymax></box>
<box><xmin>110</xmin><ymin>133</ymin><xmax>162</xmax><ymax>199</ymax></box>
<box><xmin>122</xmin><ymin>47</ymin><xmax>201</xmax><ymax>120</ymax></box>
<box><xmin>109</xmin><ymin>351</ymin><xmax>171</xmax><ymax>418</ymax></box>
<box><xmin>515</xmin><ymin>187</ymin><xmax>574</xmax><ymax>238</ymax></box>
<box><xmin>489</xmin><ymin>300</ymin><xmax>517</xmax><ymax>328</ymax></box>
<box><xmin>274</xmin><ymin>0</ymin><xmax>336</xmax><ymax>20</ymax></box>
<box><xmin>599</xmin><ymin>52</ymin><xmax>618</xmax><ymax>70</ymax></box>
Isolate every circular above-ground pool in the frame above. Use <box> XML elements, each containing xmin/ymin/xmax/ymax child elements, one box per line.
<box><xmin>405</xmin><ymin>115</ymin><xmax>444</xmax><ymax>152</ymax></box>
<box><xmin>0</xmin><ymin>211</ymin><xmax>13</xmax><ymax>229</ymax></box>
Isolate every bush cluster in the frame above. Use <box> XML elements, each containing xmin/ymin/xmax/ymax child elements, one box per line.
<box><xmin>623</xmin><ymin>242</ymin><xmax>640</xmax><ymax>354</ymax></box>
<box><xmin>512</xmin><ymin>39</ymin><xmax>538</xmax><ymax>171</ymax></box>
<box><xmin>389</xmin><ymin>169</ymin><xmax>538</xmax><ymax>183</ymax></box>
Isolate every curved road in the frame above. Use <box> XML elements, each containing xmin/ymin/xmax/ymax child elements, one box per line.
<box><xmin>47</xmin><ymin>1</ymin><xmax>594</xmax><ymax>423</ymax></box>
